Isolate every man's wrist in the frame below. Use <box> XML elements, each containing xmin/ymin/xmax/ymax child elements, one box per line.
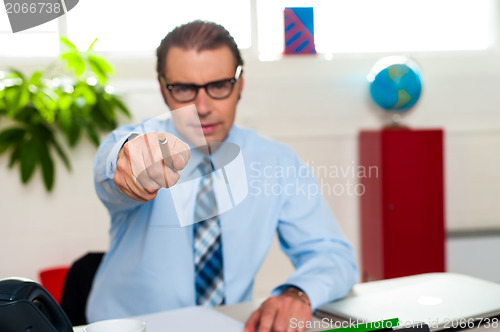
<box><xmin>118</xmin><ymin>133</ymin><xmax>140</xmax><ymax>161</ymax></box>
<box><xmin>280</xmin><ymin>286</ymin><xmax>310</xmax><ymax>306</ymax></box>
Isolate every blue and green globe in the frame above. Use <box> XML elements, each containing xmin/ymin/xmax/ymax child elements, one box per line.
<box><xmin>368</xmin><ymin>56</ymin><xmax>422</xmax><ymax>113</ymax></box>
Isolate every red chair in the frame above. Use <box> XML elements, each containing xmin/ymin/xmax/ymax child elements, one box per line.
<box><xmin>39</xmin><ymin>266</ymin><xmax>70</xmax><ymax>304</ymax></box>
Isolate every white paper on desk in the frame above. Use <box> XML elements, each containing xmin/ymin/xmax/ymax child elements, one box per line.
<box><xmin>132</xmin><ymin>306</ymin><xmax>244</xmax><ymax>332</ymax></box>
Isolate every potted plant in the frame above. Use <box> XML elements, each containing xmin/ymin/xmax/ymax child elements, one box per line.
<box><xmin>0</xmin><ymin>38</ymin><xmax>130</xmax><ymax>191</ymax></box>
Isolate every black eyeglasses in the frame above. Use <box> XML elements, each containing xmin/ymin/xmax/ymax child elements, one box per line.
<box><xmin>160</xmin><ymin>65</ymin><xmax>242</xmax><ymax>103</ymax></box>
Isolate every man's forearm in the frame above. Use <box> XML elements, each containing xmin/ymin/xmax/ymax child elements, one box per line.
<box><xmin>94</xmin><ymin>127</ymin><xmax>143</xmax><ymax>212</ymax></box>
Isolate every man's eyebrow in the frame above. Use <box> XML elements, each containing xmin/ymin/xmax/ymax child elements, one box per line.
<box><xmin>167</xmin><ymin>81</ymin><xmax>196</xmax><ymax>85</ymax></box>
<box><xmin>166</xmin><ymin>77</ymin><xmax>232</xmax><ymax>85</ymax></box>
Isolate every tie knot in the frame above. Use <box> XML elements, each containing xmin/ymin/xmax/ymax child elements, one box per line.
<box><xmin>198</xmin><ymin>157</ymin><xmax>213</xmax><ymax>176</ymax></box>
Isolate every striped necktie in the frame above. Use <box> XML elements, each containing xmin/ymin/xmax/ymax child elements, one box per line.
<box><xmin>193</xmin><ymin>157</ymin><xmax>225</xmax><ymax>306</ymax></box>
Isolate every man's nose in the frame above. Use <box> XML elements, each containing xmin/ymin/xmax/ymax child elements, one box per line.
<box><xmin>194</xmin><ymin>88</ymin><xmax>211</xmax><ymax>117</ymax></box>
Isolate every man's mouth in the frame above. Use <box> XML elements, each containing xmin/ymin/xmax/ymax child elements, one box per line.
<box><xmin>196</xmin><ymin>123</ymin><xmax>219</xmax><ymax>135</ymax></box>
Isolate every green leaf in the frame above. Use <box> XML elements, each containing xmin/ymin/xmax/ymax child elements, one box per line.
<box><xmin>0</xmin><ymin>127</ymin><xmax>25</xmax><ymax>154</ymax></box>
<box><xmin>19</xmin><ymin>135</ymin><xmax>38</xmax><ymax>183</ymax></box>
<box><xmin>87</xmin><ymin>38</ymin><xmax>98</xmax><ymax>51</ymax></box>
<box><xmin>67</xmin><ymin>122</ymin><xmax>81</xmax><ymax>147</ymax></box>
<box><xmin>29</xmin><ymin>71</ymin><xmax>43</xmax><ymax>85</ymax></box>
<box><xmin>97</xmin><ymin>94</ymin><xmax>115</xmax><ymax>123</ymax></box>
<box><xmin>0</xmin><ymin>144</ymin><xmax>8</xmax><ymax>154</ymax></box>
<box><xmin>82</xmin><ymin>122</ymin><xmax>100</xmax><ymax>147</ymax></box>
<box><xmin>38</xmin><ymin>141</ymin><xmax>55</xmax><ymax>191</ymax></box>
<box><xmin>60</xmin><ymin>37</ymin><xmax>79</xmax><ymax>51</ymax></box>
<box><xmin>5</xmin><ymin>85</ymin><xmax>30</xmax><ymax>116</ymax></box>
<box><xmin>88</xmin><ymin>55</ymin><xmax>114</xmax><ymax>84</ymax></box>
<box><xmin>61</xmin><ymin>52</ymin><xmax>85</xmax><ymax>77</ymax></box>
<box><xmin>89</xmin><ymin>107</ymin><xmax>110</xmax><ymax>130</ymax></box>
<box><xmin>56</xmin><ymin>96</ymin><xmax>73</xmax><ymax>131</ymax></box>
<box><xmin>14</xmin><ymin>105</ymin><xmax>40</xmax><ymax>125</ymax></box>
<box><xmin>48</xmin><ymin>134</ymin><xmax>71</xmax><ymax>171</ymax></box>
<box><xmin>72</xmin><ymin>83</ymin><xmax>97</xmax><ymax>118</ymax></box>
<box><xmin>31</xmin><ymin>87</ymin><xmax>58</xmax><ymax>123</ymax></box>
<box><xmin>57</xmin><ymin>92</ymin><xmax>73</xmax><ymax>111</ymax></box>
<box><xmin>109</xmin><ymin>94</ymin><xmax>131</xmax><ymax>117</ymax></box>
<box><xmin>8</xmin><ymin>143</ymin><xmax>21</xmax><ymax>168</ymax></box>
<box><xmin>0</xmin><ymin>127</ymin><xmax>25</xmax><ymax>143</ymax></box>
<box><xmin>0</xmin><ymin>94</ymin><xmax>6</xmax><ymax>113</ymax></box>
<box><xmin>80</xmin><ymin>84</ymin><xmax>98</xmax><ymax>107</ymax></box>
<box><xmin>6</xmin><ymin>69</ymin><xmax>25</xmax><ymax>80</ymax></box>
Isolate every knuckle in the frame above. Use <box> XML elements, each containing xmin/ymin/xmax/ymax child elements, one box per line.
<box><xmin>145</xmin><ymin>191</ymin><xmax>157</xmax><ymax>201</ymax></box>
<box><xmin>122</xmin><ymin>143</ymin><xmax>130</xmax><ymax>157</ymax></box>
<box><xmin>116</xmin><ymin>158</ymin><xmax>128</xmax><ymax>173</ymax></box>
<box><xmin>279</xmin><ymin>296</ymin><xmax>293</xmax><ymax>306</ymax></box>
<box><xmin>116</xmin><ymin>182</ymin><xmax>127</xmax><ymax>194</ymax></box>
<box><xmin>260</xmin><ymin>311</ymin><xmax>275</xmax><ymax>321</ymax></box>
<box><xmin>143</xmin><ymin>186</ymin><xmax>157</xmax><ymax>194</ymax></box>
<box><xmin>114</xmin><ymin>174</ymin><xmax>125</xmax><ymax>188</ymax></box>
<box><xmin>165</xmin><ymin>173</ymin><xmax>180</xmax><ymax>188</ymax></box>
<box><xmin>147</xmin><ymin>167</ymin><xmax>162</xmax><ymax>180</ymax></box>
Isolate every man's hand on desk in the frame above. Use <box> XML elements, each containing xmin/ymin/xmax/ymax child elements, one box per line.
<box><xmin>114</xmin><ymin>132</ymin><xmax>191</xmax><ymax>202</ymax></box>
<box><xmin>244</xmin><ymin>287</ymin><xmax>312</xmax><ymax>332</ymax></box>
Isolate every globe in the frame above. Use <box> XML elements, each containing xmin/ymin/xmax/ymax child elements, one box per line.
<box><xmin>368</xmin><ymin>56</ymin><xmax>422</xmax><ymax>113</ymax></box>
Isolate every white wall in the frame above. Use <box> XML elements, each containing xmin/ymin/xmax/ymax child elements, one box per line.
<box><xmin>1</xmin><ymin>49</ymin><xmax>500</xmax><ymax>298</ymax></box>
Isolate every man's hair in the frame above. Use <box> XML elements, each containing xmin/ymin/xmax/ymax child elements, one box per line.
<box><xmin>156</xmin><ymin>20</ymin><xmax>244</xmax><ymax>78</ymax></box>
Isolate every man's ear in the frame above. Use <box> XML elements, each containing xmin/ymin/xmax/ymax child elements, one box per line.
<box><xmin>157</xmin><ymin>76</ymin><xmax>170</xmax><ymax>107</ymax></box>
<box><xmin>237</xmin><ymin>75</ymin><xmax>244</xmax><ymax>101</ymax></box>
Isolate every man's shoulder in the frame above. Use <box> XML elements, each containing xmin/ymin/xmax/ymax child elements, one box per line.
<box><xmin>231</xmin><ymin>126</ymin><xmax>297</xmax><ymax>160</ymax></box>
<box><xmin>111</xmin><ymin>116</ymin><xmax>170</xmax><ymax>135</ymax></box>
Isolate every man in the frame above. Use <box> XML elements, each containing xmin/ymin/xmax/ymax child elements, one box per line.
<box><xmin>87</xmin><ymin>20</ymin><xmax>359</xmax><ymax>332</ymax></box>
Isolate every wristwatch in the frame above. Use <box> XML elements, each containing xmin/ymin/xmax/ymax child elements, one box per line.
<box><xmin>281</xmin><ymin>286</ymin><xmax>310</xmax><ymax>306</ymax></box>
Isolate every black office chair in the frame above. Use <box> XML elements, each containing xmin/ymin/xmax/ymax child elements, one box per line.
<box><xmin>60</xmin><ymin>252</ymin><xmax>104</xmax><ymax>326</ymax></box>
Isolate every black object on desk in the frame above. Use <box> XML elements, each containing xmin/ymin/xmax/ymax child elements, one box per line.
<box><xmin>0</xmin><ymin>278</ymin><xmax>73</xmax><ymax>332</ymax></box>
<box><xmin>397</xmin><ymin>325</ymin><xmax>431</xmax><ymax>331</ymax></box>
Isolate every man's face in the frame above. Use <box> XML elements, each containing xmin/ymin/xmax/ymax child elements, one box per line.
<box><xmin>160</xmin><ymin>46</ymin><xmax>243</xmax><ymax>147</ymax></box>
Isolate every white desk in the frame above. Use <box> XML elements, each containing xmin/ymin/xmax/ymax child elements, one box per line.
<box><xmin>74</xmin><ymin>274</ymin><xmax>497</xmax><ymax>331</ymax></box>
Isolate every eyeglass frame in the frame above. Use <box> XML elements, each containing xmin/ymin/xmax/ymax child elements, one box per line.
<box><xmin>159</xmin><ymin>65</ymin><xmax>243</xmax><ymax>103</ymax></box>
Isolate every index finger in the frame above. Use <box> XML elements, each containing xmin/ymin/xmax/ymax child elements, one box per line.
<box><xmin>159</xmin><ymin>137</ymin><xmax>174</xmax><ymax>169</ymax></box>
<box><xmin>244</xmin><ymin>309</ymin><xmax>261</xmax><ymax>332</ymax></box>
<box><xmin>168</xmin><ymin>136</ymin><xmax>190</xmax><ymax>171</ymax></box>
<box><xmin>257</xmin><ymin>301</ymin><xmax>279</xmax><ymax>332</ymax></box>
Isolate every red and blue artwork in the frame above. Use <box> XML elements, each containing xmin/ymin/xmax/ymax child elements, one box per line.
<box><xmin>284</xmin><ymin>7</ymin><xmax>316</xmax><ymax>55</ymax></box>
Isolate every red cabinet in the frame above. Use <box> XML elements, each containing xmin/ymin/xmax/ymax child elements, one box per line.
<box><xmin>359</xmin><ymin>129</ymin><xmax>446</xmax><ymax>281</ymax></box>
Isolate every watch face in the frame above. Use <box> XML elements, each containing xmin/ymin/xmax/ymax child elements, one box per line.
<box><xmin>283</xmin><ymin>287</ymin><xmax>310</xmax><ymax>306</ymax></box>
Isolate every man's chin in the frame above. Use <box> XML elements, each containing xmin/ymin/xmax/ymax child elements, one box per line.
<box><xmin>203</xmin><ymin>134</ymin><xmax>223</xmax><ymax>146</ymax></box>
<box><xmin>180</xmin><ymin>133</ymin><xmax>221</xmax><ymax>148</ymax></box>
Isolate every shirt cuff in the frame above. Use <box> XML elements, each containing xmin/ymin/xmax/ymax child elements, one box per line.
<box><xmin>104</xmin><ymin>132</ymin><xmax>140</xmax><ymax>180</ymax></box>
<box><xmin>272</xmin><ymin>280</ymin><xmax>323</xmax><ymax>311</ymax></box>
<box><xmin>272</xmin><ymin>284</ymin><xmax>309</xmax><ymax>300</ymax></box>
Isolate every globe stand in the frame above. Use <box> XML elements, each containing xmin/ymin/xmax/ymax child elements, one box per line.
<box><xmin>392</xmin><ymin>113</ymin><xmax>401</xmax><ymax>125</ymax></box>
<box><xmin>383</xmin><ymin>112</ymin><xmax>409</xmax><ymax>130</ymax></box>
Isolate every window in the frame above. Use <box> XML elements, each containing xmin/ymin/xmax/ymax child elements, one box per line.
<box><xmin>66</xmin><ymin>0</ymin><xmax>251</xmax><ymax>53</ymax></box>
<box><xmin>0</xmin><ymin>0</ymin><xmax>251</xmax><ymax>57</ymax></box>
<box><xmin>0</xmin><ymin>10</ymin><xmax>60</xmax><ymax>57</ymax></box>
<box><xmin>257</xmin><ymin>0</ymin><xmax>496</xmax><ymax>60</ymax></box>
<box><xmin>0</xmin><ymin>0</ymin><xmax>496</xmax><ymax>58</ymax></box>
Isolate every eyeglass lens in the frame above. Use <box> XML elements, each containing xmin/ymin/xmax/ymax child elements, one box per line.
<box><xmin>171</xmin><ymin>80</ymin><xmax>234</xmax><ymax>102</ymax></box>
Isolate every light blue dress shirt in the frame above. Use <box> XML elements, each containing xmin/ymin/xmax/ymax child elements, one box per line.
<box><xmin>86</xmin><ymin>117</ymin><xmax>359</xmax><ymax>322</ymax></box>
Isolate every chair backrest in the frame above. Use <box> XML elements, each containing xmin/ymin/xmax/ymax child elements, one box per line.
<box><xmin>39</xmin><ymin>266</ymin><xmax>70</xmax><ymax>304</ymax></box>
<box><xmin>60</xmin><ymin>252</ymin><xmax>105</xmax><ymax>326</ymax></box>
